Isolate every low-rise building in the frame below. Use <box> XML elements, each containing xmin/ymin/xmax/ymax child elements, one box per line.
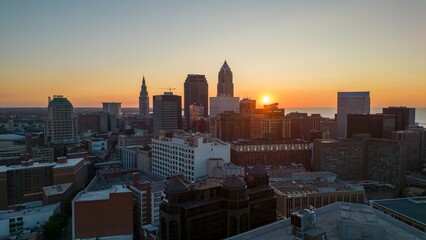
<box><xmin>0</xmin><ymin>202</ymin><xmax>60</xmax><ymax>239</ymax></box>
<box><xmin>42</xmin><ymin>183</ymin><xmax>74</xmax><ymax>208</ymax></box>
<box><xmin>87</xmin><ymin>138</ymin><xmax>108</xmax><ymax>156</ymax></box>
<box><xmin>273</xmin><ymin>172</ymin><xmax>365</xmax><ymax>219</ymax></box>
<box><xmin>0</xmin><ymin>161</ymin><xmax>56</xmax><ymax>209</ymax></box>
<box><xmin>31</xmin><ymin>146</ymin><xmax>54</xmax><ymax>163</ymax></box>
<box><xmin>371</xmin><ymin>197</ymin><xmax>426</xmax><ymax>232</ymax></box>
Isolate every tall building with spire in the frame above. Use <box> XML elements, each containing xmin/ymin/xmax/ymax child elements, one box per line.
<box><xmin>139</xmin><ymin>76</ymin><xmax>149</xmax><ymax>117</ymax></box>
<box><xmin>217</xmin><ymin>61</ymin><xmax>233</xmax><ymax>97</ymax></box>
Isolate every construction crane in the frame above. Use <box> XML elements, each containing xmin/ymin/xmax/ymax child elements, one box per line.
<box><xmin>160</xmin><ymin>87</ymin><xmax>176</xmax><ymax>91</ymax></box>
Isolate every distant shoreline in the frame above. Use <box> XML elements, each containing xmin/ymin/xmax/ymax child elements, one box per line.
<box><xmin>1</xmin><ymin>107</ymin><xmax>425</xmax><ymax>127</ymax></box>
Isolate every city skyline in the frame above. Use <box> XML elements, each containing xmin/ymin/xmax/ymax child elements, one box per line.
<box><xmin>1</xmin><ymin>1</ymin><xmax>426</xmax><ymax>108</ymax></box>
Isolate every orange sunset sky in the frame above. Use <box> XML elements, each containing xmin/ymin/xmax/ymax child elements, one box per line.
<box><xmin>1</xmin><ymin>1</ymin><xmax>425</xmax><ymax>108</ymax></box>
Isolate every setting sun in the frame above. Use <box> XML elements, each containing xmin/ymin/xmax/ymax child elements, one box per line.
<box><xmin>262</xmin><ymin>96</ymin><xmax>270</xmax><ymax>104</ymax></box>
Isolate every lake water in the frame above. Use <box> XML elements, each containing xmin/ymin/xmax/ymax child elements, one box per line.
<box><xmin>285</xmin><ymin>108</ymin><xmax>426</xmax><ymax>127</ymax></box>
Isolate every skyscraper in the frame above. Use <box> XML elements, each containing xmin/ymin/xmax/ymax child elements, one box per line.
<box><xmin>44</xmin><ymin>95</ymin><xmax>77</xmax><ymax>144</ymax></box>
<box><xmin>217</xmin><ymin>60</ymin><xmax>233</xmax><ymax>97</ymax></box>
<box><xmin>102</xmin><ymin>102</ymin><xmax>121</xmax><ymax>117</ymax></box>
<box><xmin>101</xmin><ymin>102</ymin><xmax>121</xmax><ymax>132</ymax></box>
<box><xmin>240</xmin><ymin>98</ymin><xmax>256</xmax><ymax>117</ymax></box>
<box><xmin>383</xmin><ymin>106</ymin><xmax>416</xmax><ymax>131</ymax></box>
<box><xmin>153</xmin><ymin>92</ymin><xmax>182</xmax><ymax>135</ymax></box>
<box><xmin>336</xmin><ymin>92</ymin><xmax>370</xmax><ymax>138</ymax></box>
<box><xmin>139</xmin><ymin>76</ymin><xmax>149</xmax><ymax>117</ymax></box>
<box><xmin>184</xmin><ymin>74</ymin><xmax>208</xmax><ymax>127</ymax></box>
<box><xmin>210</xmin><ymin>60</ymin><xmax>239</xmax><ymax>122</ymax></box>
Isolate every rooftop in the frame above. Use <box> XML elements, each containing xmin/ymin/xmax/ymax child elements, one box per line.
<box><xmin>154</xmin><ymin>131</ymin><xmax>228</xmax><ymax>147</ymax></box>
<box><xmin>75</xmin><ymin>185</ymin><xmax>130</xmax><ymax>202</ymax></box>
<box><xmin>0</xmin><ymin>134</ymin><xmax>26</xmax><ymax>141</ymax></box>
<box><xmin>272</xmin><ymin>172</ymin><xmax>364</xmax><ymax>196</ymax></box>
<box><xmin>338</xmin><ymin>91</ymin><xmax>370</xmax><ymax>97</ymax></box>
<box><xmin>0</xmin><ymin>161</ymin><xmax>57</xmax><ymax>173</ymax></box>
<box><xmin>371</xmin><ymin>197</ymin><xmax>426</xmax><ymax>225</ymax></box>
<box><xmin>227</xmin><ymin>202</ymin><xmax>425</xmax><ymax>240</ymax></box>
<box><xmin>0</xmin><ymin>203</ymin><xmax>60</xmax><ymax>220</ymax></box>
<box><xmin>223</xmin><ymin>174</ymin><xmax>246</xmax><ymax>190</ymax></box>
<box><xmin>48</xmin><ymin>96</ymin><xmax>72</xmax><ymax>107</ymax></box>
<box><xmin>42</xmin><ymin>183</ymin><xmax>73</xmax><ymax>196</ymax></box>
<box><xmin>52</xmin><ymin>157</ymin><xmax>84</xmax><ymax>169</ymax></box>
<box><xmin>87</xmin><ymin>170</ymin><xmax>162</xmax><ymax>192</ymax></box>
<box><xmin>231</xmin><ymin>138</ymin><xmax>309</xmax><ymax>146</ymax></box>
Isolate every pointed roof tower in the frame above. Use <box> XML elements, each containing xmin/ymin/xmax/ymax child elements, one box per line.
<box><xmin>220</xmin><ymin>60</ymin><xmax>231</xmax><ymax>72</ymax></box>
<box><xmin>139</xmin><ymin>76</ymin><xmax>149</xmax><ymax>117</ymax></box>
<box><xmin>141</xmin><ymin>76</ymin><xmax>147</xmax><ymax>92</ymax></box>
<box><xmin>217</xmin><ymin>60</ymin><xmax>234</xmax><ymax>97</ymax></box>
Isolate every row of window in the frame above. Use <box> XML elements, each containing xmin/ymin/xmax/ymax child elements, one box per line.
<box><xmin>235</xmin><ymin>144</ymin><xmax>310</xmax><ymax>151</ymax></box>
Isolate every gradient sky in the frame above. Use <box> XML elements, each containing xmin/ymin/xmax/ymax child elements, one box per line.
<box><xmin>1</xmin><ymin>0</ymin><xmax>425</xmax><ymax>108</ymax></box>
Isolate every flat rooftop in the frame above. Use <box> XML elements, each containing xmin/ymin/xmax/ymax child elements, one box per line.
<box><xmin>75</xmin><ymin>185</ymin><xmax>130</xmax><ymax>202</ymax></box>
<box><xmin>53</xmin><ymin>157</ymin><xmax>84</xmax><ymax>169</ymax></box>
<box><xmin>87</xmin><ymin>170</ymin><xmax>163</xmax><ymax>192</ymax></box>
<box><xmin>0</xmin><ymin>134</ymin><xmax>26</xmax><ymax>141</ymax></box>
<box><xmin>0</xmin><ymin>161</ymin><xmax>57</xmax><ymax>172</ymax></box>
<box><xmin>272</xmin><ymin>172</ymin><xmax>363</xmax><ymax>196</ymax></box>
<box><xmin>42</xmin><ymin>183</ymin><xmax>73</xmax><ymax>196</ymax></box>
<box><xmin>372</xmin><ymin>197</ymin><xmax>426</xmax><ymax>225</ymax></box>
<box><xmin>231</xmin><ymin>139</ymin><xmax>309</xmax><ymax>145</ymax></box>
<box><xmin>0</xmin><ymin>203</ymin><xmax>60</xmax><ymax>220</ymax></box>
<box><xmin>227</xmin><ymin>202</ymin><xmax>425</xmax><ymax>240</ymax></box>
<box><xmin>154</xmin><ymin>131</ymin><xmax>228</xmax><ymax>146</ymax></box>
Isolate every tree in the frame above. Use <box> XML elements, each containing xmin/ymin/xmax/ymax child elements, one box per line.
<box><xmin>43</xmin><ymin>212</ymin><xmax>69</xmax><ymax>240</ymax></box>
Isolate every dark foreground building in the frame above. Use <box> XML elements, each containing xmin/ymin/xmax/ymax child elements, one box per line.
<box><xmin>159</xmin><ymin>166</ymin><xmax>276</xmax><ymax>240</ymax></box>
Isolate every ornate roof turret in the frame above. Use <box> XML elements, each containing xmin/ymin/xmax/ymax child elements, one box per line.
<box><xmin>223</xmin><ymin>174</ymin><xmax>246</xmax><ymax>190</ymax></box>
<box><xmin>165</xmin><ymin>176</ymin><xmax>188</xmax><ymax>193</ymax></box>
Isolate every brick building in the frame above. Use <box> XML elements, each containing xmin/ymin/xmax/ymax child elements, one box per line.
<box><xmin>130</xmin><ymin>173</ymin><xmax>164</xmax><ymax>240</ymax></box>
<box><xmin>53</xmin><ymin>157</ymin><xmax>86</xmax><ymax>193</ymax></box>
<box><xmin>0</xmin><ymin>161</ymin><xmax>55</xmax><ymax>209</ymax></box>
<box><xmin>72</xmin><ymin>185</ymin><xmax>133</xmax><ymax>239</ymax></box>
<box><xmin>159</xmin><ymin>165</ymin><xmax>276</xmax><ymax>239</ymax></box>
<box><xmin>230</xmin><ymin>139</ymin><xmax>312</xmax><ymax>169</ymax></box>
